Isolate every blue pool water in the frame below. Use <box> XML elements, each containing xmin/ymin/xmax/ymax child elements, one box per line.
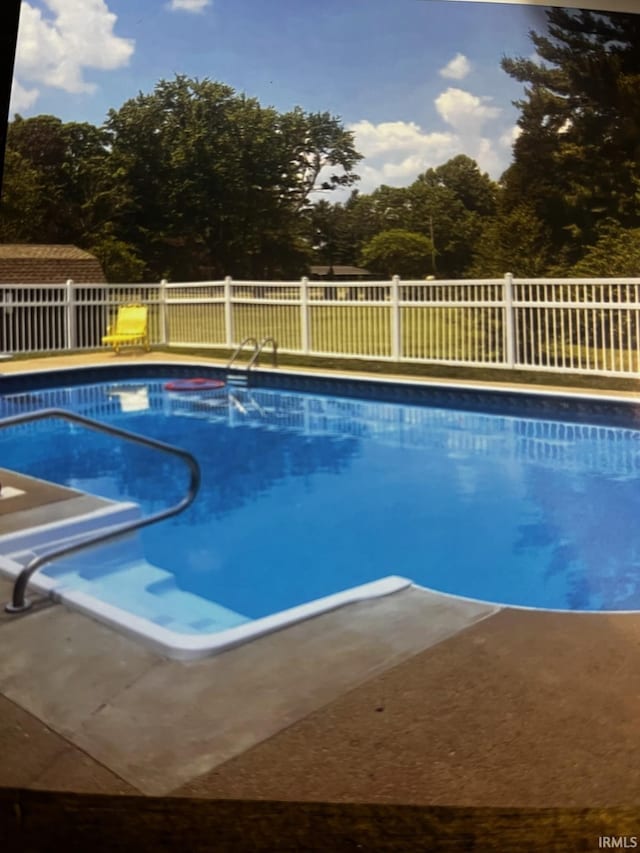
<box><xmin>2</xmin><ymin>375</ymin><xmax>640</xmax><ymax>625</ymax></box>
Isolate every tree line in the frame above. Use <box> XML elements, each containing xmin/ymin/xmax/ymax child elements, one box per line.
<box><xmin>1</xmin><ymin>7</ymin><xmax>639</xmax><ymax>282</ymax></box>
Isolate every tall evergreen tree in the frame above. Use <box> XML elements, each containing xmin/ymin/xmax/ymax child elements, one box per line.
<box><xmin>502</xmin><ymin>9</ymin><xmax>640</xmax><ymax>266</ymax></box>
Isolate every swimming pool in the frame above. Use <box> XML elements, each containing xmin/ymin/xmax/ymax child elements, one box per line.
<box><xmin>2</xmin><ymin>364</ymin><xmax>640</xmax><ymax>656</ymax></box>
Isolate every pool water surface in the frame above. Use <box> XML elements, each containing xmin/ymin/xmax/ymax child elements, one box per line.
<box><xmin>2</xmin><ymin>375</ymin><xmax>640</xmax><ymax>628</ymax></box>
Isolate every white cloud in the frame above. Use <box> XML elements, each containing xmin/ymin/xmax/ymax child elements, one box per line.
<box><xmin>435</xmin><ymin>87</ymin><xmax>501</xmax><ymax>134</ymax></box>
<box><xmin>349</xmin><ymin>120</ymin><xmax>455</xmax><ymax>159</ymax></box>
<box><xmin>338</xmin><ymin>87</ymin><xmax>511</xmax><ymax>197</ymax></box>
<box><xmin>472</xmin><ymin>137</ymin><xmax>504</xmax><ymax>179</ymax></box>
<box><xmin>439</xmin><ymin>53</ymin><xmax>471</xmax><ymax>81</ymax></box>
<box><xmin>500</xmin><ymin>124</ymin><xmax>522</xmax><ymax>148</ymax></box>
<box><xmin>9</xmin><ymin>79</ymin><xmax>40</xmax><ymax>114</ymax></box>
<box><xmin>434</xmin><ymin>89</ymin><xmax>506</xmax><ymax>179</ymax></box>
<box><xmin>346</xmin><ymin>120</ymin><xmax>458</xmax><ymax>194</ymax></box>
<box><xmin>168</xmin><ymin>0</ymin><xmax>211</xmax><ymax>12</ymax></box>
<box><xmin>11</xmin><ymin>0</ymin><xmax>133</xmax><ymax>112</ymax></box>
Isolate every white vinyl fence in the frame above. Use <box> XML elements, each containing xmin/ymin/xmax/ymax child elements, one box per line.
<box><xmin>2</xmin><ymin>274</ymin><xmax>640</xmax><ymax>377</ymax></box>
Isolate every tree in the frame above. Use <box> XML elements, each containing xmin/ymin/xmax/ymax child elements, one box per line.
<box><xmin>359</xmin><ymin>229</ymin><xmax>435</xmax><ymax>279</ymax></box>
<box><xmin>468</xmin><ymin>202</ymin><xmax>553</xmax><ymax>278</ymax></box>
<box><xmin>570</xmin><ymin>222</ymin><xmax>640</xmax><ymax>277</ymax></box>
<box><xmin>88</xmin><ymin>231</ymin><xmax>146</xmax><ymax>282</ymax></box>
<box><xmin>106</xmin><ymin>76</ymin><xmax>362</xmax><ymax>280</ymax></box>
<box><xmin>59</xmin><ymin>121</ymin><xmax>124</xmax><ymax>241</ymax></box>
<box><xmin>1</xmin><ymin>114</ymin><xmax>127</xmax><ymax>254</ymax></box>
<box><xmin>0</xmin><ymin>149</ymin><xmax>46</xmax><ymax>240</ymax></box>
<box><xmin>419</xmin><ymin>155</ymin><xmax>497</xmax><ymax>217</ymax></box>
<box><xmin>405</xmin><ymin>178</ymin><xmax>477</xmax><ymax>278</ymax></box>
<box><xmin>501</xmin><ymin>9</ymin><xmax>640</xmax><ymax>263</ymax></box>
<box><xmin>275</xmin><ymin>107</ymin><xmax>362</xmax><ymax>213</ymax></box>
<box><xmin>106</xmin><ymin>77</ymin><xmax>236</xmax><ymax>279</ymax></box>
<box><xmin>306</xmin><ymin>198</ymin><xmax>365</xmax><ymax>268</ymax></box>
<box><xmin>4</xmin><ymin>115</ymin><xmax>73</xmax><ymax>241</ymax></box>
<box><xmin>334</xmin><ymin>157</ymin><xmax>498</xmax><ymax>279</ymax></box>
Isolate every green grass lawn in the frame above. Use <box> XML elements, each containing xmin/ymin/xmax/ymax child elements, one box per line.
<box><xmin>153</xmin><ymin>300</ymin><xmax>640</xmax><ymax>387</ymax></box>
<box><xmin>164</xmin><ymin>302</ymin><xmax>507</xmax><ymax>363</ymax></box>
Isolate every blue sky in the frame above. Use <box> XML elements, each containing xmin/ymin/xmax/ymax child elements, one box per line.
<box><xmin>10</xmin><ymin>0</ymin><xmax>551</xmax><ymax>193</ymax></box>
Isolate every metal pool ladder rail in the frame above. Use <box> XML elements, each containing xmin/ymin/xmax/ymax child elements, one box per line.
<box><xmin>248</xmin><ymin>336</ymin><xmax>278</xmax><ymax>370</ymax></box>
<box><xmin>227</xmin><ymin>336</ymin><xmax>259</xmax><ymax>370</ymax></box>
<box><xmin>226</xmin><ymin>336</ymin><xmax>278</xmax><ymax>371</ymax></box>
<box><xmin>2</xmin><ymin>408</ymin><xmax>201</xmax><ymax>614</ymax></box>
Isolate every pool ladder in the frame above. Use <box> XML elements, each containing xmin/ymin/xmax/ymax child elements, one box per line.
<box><xmin>226</xmin><ymin>336</ymin><xmax>278</xmax><ymax>388</ymax></box>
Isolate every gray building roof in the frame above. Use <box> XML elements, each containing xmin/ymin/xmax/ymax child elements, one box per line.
<box><xmin>0</xmin><ymin>244</ymin><xmax>106</xmax><ymax>283</ymax></box>
<box><xmin>309</xmin><ymin>265</ymin><xmax>372</xmax><ymax>278</ymax></box>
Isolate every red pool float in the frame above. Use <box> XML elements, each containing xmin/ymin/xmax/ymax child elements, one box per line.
<box><xmin>164</xmin><ymin>378</ymin><xmax>226</xmax><ymax>392</ymax></box>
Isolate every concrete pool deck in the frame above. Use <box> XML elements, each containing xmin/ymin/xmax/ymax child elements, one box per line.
<box><xmin>0</xmin><ymin>574</ymin><xmax>498</xmax><ymax>797</ymax></box>
<box><xmin>0</xmin><ymin>467</ymin><xmax>113</xmax><ymax>538</ymax></box>
<box><xmin>2</xmin><ymin>351</ymin><xmax>640</xmax><ymax>808</ymax></box>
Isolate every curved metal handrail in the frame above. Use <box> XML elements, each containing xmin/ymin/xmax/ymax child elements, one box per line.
<box><xmin>2</xmin><ymin>408</ymin><xmax>201</xmax><ymax>614</ymax></box>
<box><xmin>226</xmin><ymin>336</ymin><xmax>259</xmax><ymax>369</ymax></box>
<box><xmin>247</xmin><ymin>336</ymin><xmax>278</xmax><ymax>370</ymax></box>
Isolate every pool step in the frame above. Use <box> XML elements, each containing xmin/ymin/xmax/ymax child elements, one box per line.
<box><xmin>39</xmin><ymin>538</ymin><xmax>251</xmax><ymax>634</ymax></box>
<box><xmin>226</xmin><ymin>372</ymin><xmax>249</xmax><ymax>388</ymax></box>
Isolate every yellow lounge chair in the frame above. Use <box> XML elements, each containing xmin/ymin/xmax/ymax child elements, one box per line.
<box><xmin>102</xmin><ymin>303</ymin><xmax>150</xmax><ymax>353</ymax></box>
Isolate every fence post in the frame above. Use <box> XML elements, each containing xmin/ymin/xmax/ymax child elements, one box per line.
<box><xmin>300</xmin><ymin>277</ymin><xmax>310</xmax><ymax>354</ymax></box>
<box><xmin>159</xmin><ymin>279</ymin><xmax>168</xmax><ymax>345</ymax></box>
<box><xmin>390</xmin><ymin>275</ymin><xmax>401</xmax><ymax>360</ymax></box>
<box><xmin>504</xmin><ymin>272</ymin><xmax>515</xmax><ymax>368</ymax></box>
<box><xmin>224</xmin><ymin>276</ymin><xmax>234</xmax><ymax>347</ymax></box>
<box><xmin>65</xmin><ymin>279</ymin><xmax>76</xmax><ymax>350</ymax></box>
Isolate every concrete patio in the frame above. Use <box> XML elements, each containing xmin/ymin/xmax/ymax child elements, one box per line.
<box><xmin>1</xmin><ymin>352</ymin><xmax>640</xmax><ymax>810</ymax></box>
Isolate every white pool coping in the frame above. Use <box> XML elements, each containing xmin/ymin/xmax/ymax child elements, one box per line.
<box><xmin>7</xmin><ymin>356</ymin><xmax>640</xmax><ymax>443</ymax></box>
<box><xmin>0</xmin><ymin>501</ymin><xmax>141</xmax><ymax>558</ymax></box>
<box><xmin>0</xmin><ymin>543</ymin><xmax>411</xmax><ymax>659</ymax></box>
<box><xmin>0</xmin><ymin>486</ymin><xmax>26</xmax><ymax>500</ymax></box>
<box><xmin>5</xmin><ymin>356</ymin><xmax>640</xmax><ymax>409</ymax></box>
<box><xmin>63</xmin><ymin>575</ymin><xmax>413</xmax><ymax>661</ymax></box>
<box><xmin>3</xmin><ymin>357</ymin><xmax>640</xmax><ymax>658</ymax></box>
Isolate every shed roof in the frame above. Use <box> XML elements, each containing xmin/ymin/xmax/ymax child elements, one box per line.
<box><xmin>0</xmin><ymin>244</ymin><xmax>106</xmax><ymax>284</ymax></box>
<box><xmin>0</xmin><ymin>244</ymin><xmax>99</xmax><ymax>260</ymax></box>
